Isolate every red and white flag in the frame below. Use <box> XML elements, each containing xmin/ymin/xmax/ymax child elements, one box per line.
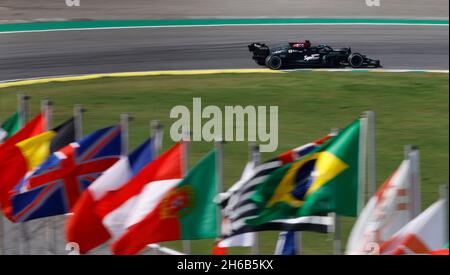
<box><xmin>380</xmin><ymin>199</ymin><xmax>447</xmax><ymax>255</ymax></box>
<box><xmin>346</xmin><ymin>159</ymin><xmax>414</xmax><ymax>254</ymax></box>
<box><xmin>66</xmin><ymin>138</ymin><xmax>155</xmax><ymax>253</ymax></box>
<box><xmin>66</xmin><ymin>157</ymin><xmax>136</xmax><ymax>253</ymax></box>
<box><xmin>94</xmin><ymin>143</ymin><xmax>184</xmax><ymax>249</ymax></box>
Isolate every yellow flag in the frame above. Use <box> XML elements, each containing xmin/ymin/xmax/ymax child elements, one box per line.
<box><xmin>15</xmin><ymin>130</ymin><xmax>56</xmax><ymax>170</ymax></box>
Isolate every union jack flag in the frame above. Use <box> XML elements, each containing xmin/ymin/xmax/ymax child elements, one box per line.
<box><xmin>11</xmin><ymin>125</ymin><xmax>122</xmax><ymax>222</ymax></box>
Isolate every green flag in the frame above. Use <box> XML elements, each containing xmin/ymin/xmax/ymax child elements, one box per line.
<box><xmin>0</xmin><ymin>111</ymin><xmax>22</xmax><ymax>142</ymax></box>
<box><xmin>177</xmin><ymin>149</ymin><xmax>219</xmax><ymax>239</ymax></box>
<box><xmin>247</xmin><ymin>119</ymin><xmax>361</xmax><ymax>226</ymax></box>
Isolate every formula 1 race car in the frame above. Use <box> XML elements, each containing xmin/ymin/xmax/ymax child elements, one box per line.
<box><xmin>248</xmin><ymin>40</ymin><xmax>381</xmax><ymax>70</ymax></box>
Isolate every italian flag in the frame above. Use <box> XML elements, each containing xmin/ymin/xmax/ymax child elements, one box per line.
<box><xmin>0</xmin><ymin>111</ymin><xmax>22</xmax><ymax>143</ymax></box>
<box><xmin>110</xmin><ymin>149</ymin><xmax>218</xmax><ymax>255</ymax></box>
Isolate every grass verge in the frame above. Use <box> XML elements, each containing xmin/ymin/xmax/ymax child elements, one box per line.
<box><xmin>0</xmin><ymin>71</ymin><xmax>448</xmax><ymax>254</ymax></box>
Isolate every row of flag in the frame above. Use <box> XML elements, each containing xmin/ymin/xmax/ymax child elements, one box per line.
<box><xmin>347</xmin><ymin>156</ymin><xmax>448</xmax><ymax>255</ymax></box>
<box><xmin>0</xmin><ymin>106</ymin><xmax>448</xmax><ymax>255</ymax></box>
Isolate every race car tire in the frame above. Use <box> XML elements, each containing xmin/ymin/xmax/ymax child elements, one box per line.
<box><xmin>348</xmin><ymin>53</ymin><xmax>364</xmax><ymax>68</ymax></box>
<box><xmin>265</xmin><ymin>55</ymin><xmax>283</xmax><ymax>70</ymax></box>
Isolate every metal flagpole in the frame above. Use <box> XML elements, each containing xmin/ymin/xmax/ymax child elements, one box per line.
<box><xmin>249</xmin><ymin>142</ymin><xmax>261</xmax><ymax>255</ymax></box>
<box><xmin>296</xmin><ymin>232</ymin><xmax>302</xmax><ymax>255</ymax></box>
<box><xmin>182</xmin><ymin>131</ymin><xmax>191</xmax><ymax>254</ymax></box>
<box><xmin>41</xmin><ymin>99</ymin><xmax>56</xmax><ymax>255</ymax></box>
<box><xmin>150</xmin><ymin>120</ymin><xmax>163</xmax><ymax>255</ymax></box>
<box><xmin>215</xmin><ymin>138</ymin><xmax>224</xmax><ymax>252</ymax></box>
<box><xmin>440</xmin><ymin>185</ymin><xmax>449</xmax><ymax>245</ymax></box>
<box><xmin>331</xmin><ymin>127</ymin><xmax>343</xmax><ymax>255</ymax></box>
<box><xmin>74</xmin><ymin>105</ymin><xmax>84</xmax><ymax>141</ymax></box>
<box><xmin>365</xmin><ymin>111</ymin><xmax>376</xmax><ymax>198</ymax></box>
<box><xmin>18</xmin><ymin>93</ymin><xmax>30</xmax><ymax>125</ymax></box>
<box><xmin>68</xmin><ymin>104</ymin><xmax>85</xmax><ymax>253</ymax></box>
<box><xmin>120</xmin><ymin>114</ymin><xmax>130</xmax><ymax>156</ymax></box>
<box><xmin>405</xmin><ymin>145</ymin><xmax>421</xmax><ymax>218</ymax></box>
<box><xmin>333</xmin><ymin>213</ymin><xmax>341</xmax><ymax>255</ymax></box>
<box><xmin>151</xmin><ymin>120</ymin><xmax>163</xmax><ymax>156</ymax></box>
<box><xmin>18</xmin><ymin>94</ymin><xmax>31</xmax><ymax>255</ymax></box>
<box><xmin>358</xmin><ymin>114</ymin><xmax>368</xmax><ymax>213</ymax></box>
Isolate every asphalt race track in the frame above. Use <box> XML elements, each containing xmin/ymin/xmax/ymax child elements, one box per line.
<box><xmin>0</xmin><ymin>24</ymin><xmax>448</xmax><ymax>81</ymax></box>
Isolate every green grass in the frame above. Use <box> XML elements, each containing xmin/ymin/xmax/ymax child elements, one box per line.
<box><xmin>0</xmin><ymin>71</ymin><xmax>448</xmax><ymax>255</ymax></box>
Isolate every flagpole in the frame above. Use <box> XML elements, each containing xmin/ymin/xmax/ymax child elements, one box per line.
<box><xmin>215</xmin><ymin>137</ymin><xmax>224</xmax><ymax>252</ymax></box>
<box><xmin>249</xmin><ymin>142</ymin><xmax>261</xmax><ymax>255</ymax></box>
<box><xmin>405</xmin><ymin>145</ymin><xmax>421</xmax><ymax>218</ymax></box>
<box><xmin>74</xmin><ymin>105</ymin><xmax>84</xmax><ymax>140</ymax></box>
<box><xmin>17</xmin><ymin>94</ymin><xmax>31</xmax><ymax>255</ymax></box>
<box><xmin>330</xmin><ymin>127</ymin><xmax>343</xmax><ymax>255</ymax></box>
<box><xmin>18</xmin><ymin>93</ymin><xmax>30</xmax><ymax>126</ymax></box>
<box><xmin>440</xmin><ymin>185</ymin><xmax>449</xmax><ymax>245</ymax></box>
<box><xmin>150</xmin><ymin>120</ymin><xmax>163</xmax><ymax>255</ymax></box>
<box><xmin>333</xmin><ymin>213</ymin><xmax>342</xmax><ymax>255</ymax></box>
<box><xmin>365</xmin><ymin>111</ymin><xmax>376</xmax><ymax>198</ymax></box>
<box><xmin>42</xmin><ymin>99</ymin><xmax>56</xmax><ymax>255</ymax></box>
<box><xmin>119</xmin><ymin>113</ymin><xmax>130</xmax><ymax>255</ymax></box>
<box><xmin>358</xmin><ymin>113</ymin><xmax>369</xmax><ymax>210</ymax></box>
<box><xmin>120</xmin><ymin>113</ymin><xmax>130</xmax><ymax>156</ymax></box>
<box><xmin>296</xmin><ymin>233</ymin><xmax>302</xmax><ymax>255</ymax></box>
<box><xmin>182</xmin><ymin>131</ymin><xmax>191</xmax><ymax>254</ymax></box>
<box><xmin>151</xmin><ymin>120</ymin><xmax>163</xmax><ymax>156</ymax></box>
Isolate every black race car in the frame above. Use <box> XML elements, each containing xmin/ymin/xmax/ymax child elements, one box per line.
<box><xmin>248</xmin><ymin>41</ymin><xmax>381</xmax><ymax>70</ymax></box>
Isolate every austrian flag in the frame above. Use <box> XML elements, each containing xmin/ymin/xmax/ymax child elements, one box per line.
<box><xmin>93</xmin><ymin>142</ymin><xmax>185</xmax><ymax>254</ymax></box>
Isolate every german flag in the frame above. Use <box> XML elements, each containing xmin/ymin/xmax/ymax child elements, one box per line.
<box><xmin>0</xmin><ymin>114</ymin><xmax>75</xmax><ymax>218</ymax></box>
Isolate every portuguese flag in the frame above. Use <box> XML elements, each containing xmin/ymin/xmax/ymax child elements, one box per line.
<box><xmin>111</xmin><ymin>149</ymin><xmax>219</xmax><ymax>255</ymax></box>
<box><xmin>247</xmin><ymin>119</ymin><xmax>361</xmax><ymax>226</ymax></box>
<box><xmin>0</xmin><ymin>111</ymin><xmax>22</xmax><ymax>143</ymax></box>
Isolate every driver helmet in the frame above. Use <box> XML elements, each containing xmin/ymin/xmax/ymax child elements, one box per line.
<box><xmin>304</xmin><ymin>40</ymin><xmax>311</xmax><ymax>48</ymax></box>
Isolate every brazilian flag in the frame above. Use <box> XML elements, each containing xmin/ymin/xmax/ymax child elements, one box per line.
<box><xmin>247</xmin><ymin>119</ymin><xmax>361</xmax><ymax>226</ymax></box>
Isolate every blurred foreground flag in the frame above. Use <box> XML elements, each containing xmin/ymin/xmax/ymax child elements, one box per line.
<box><xmin>429</xmin><ymin>248</ymin><xmax>449</xmax><ymax>255</ymax></box>
<box><xmin>108</xmin><ymin>148</ymin><xmax>218</xmax><ymax>255</ymax></box>
<box><xmin>274</xmin><ymin>231</ymin><xmax>297</xmax><ymax>255</ymax></box>
<box><xmin>11</xmin><ymin>125</ymin><xmax>120</xmax><ymax>222</ymax></box>
<box><xmin>0</xmin><ymin>111</ymin><xmax>22</xmax><ymax>143</ymax></box>
<box><xmin>247</xmin><ymin>119</ymin><xmax>361</xmax><ymax>227</ymax></box>
<box><xmin>93</xmin><ymin>143</ymin><xmax>184</xmax><ymax>254</ymax></box>
<box><xmin>380</xmin><ymin>199</ymin><xmax>447</xmax><ymax>255</ymax></box>
<box><xmin>212</xmin><ymin>239</ymin><xmax>228</xmax><ymax>255</ymax></box>
<box><xmin>66</xmin><ymin>138</ymin><xmax>155</xmax><ymax>254</ymax></box>
<box><xmin>217</xmin><ymin>134</ymin><xmax>334</xmax><ymax>248</ymax></box>
<box><xmin>346</xmin><ymin>159</ymin><xmax>414</xmax><ymax>254</ymax></box>
<box><xmin>0</xmin><ymin>113</ymin><xmax>44</xmax><ymax>147</ymax></box>
<box><xmin>0</xmin><ymin>114</ymin><xmax>73</xmax><ymax>218</ymax></box>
